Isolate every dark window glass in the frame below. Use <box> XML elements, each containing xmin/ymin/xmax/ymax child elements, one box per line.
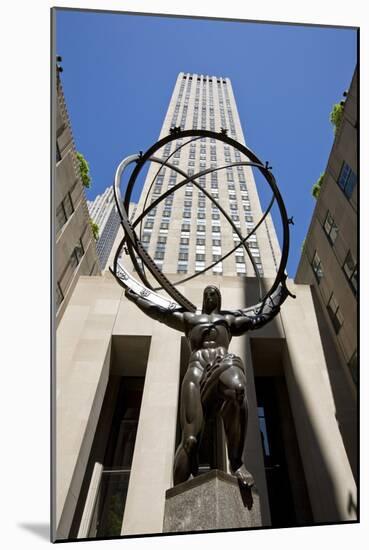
<box><xmin>56</xmin><ymin>141</ymin><xmax>62</xmax><ymax>162</ymax></box>
<box><xmin>337</xmin><ymin>162</ymin><xmax>357</xmax><ymax>199</ymax></box>
<box><xmin>311</xmin><ymin>251</ymin><xmax>324</xmax><ymax>282</ymax></box>
<box><xmin>323</xmin><ymin>211</ymin><xmax>339</xmax><ymax>244</ymax></box>
<box><xmin>56</xmin><ymin>283</ymin><xmax>64</xmax><ymax>308</ymax></box>
<box><xmin>348</xmin><ymin>351</ymin><xmax>357</xmax><ymax>385</ymax></box>
<box><xmin>343</xmin><ymin>251</ymin><xmax>357</xmax><ymax>295</ymax></box>
<box><xmin>327</xmin><ymin>293</ymin><xmax>343</xmax><ymax>334</ymax></box>
<box><xmin>56</xmin><ymin>202</ymin><xmax>67</xmax><ymax>233</ymax></box>
<box><xmin>154</xmin><ymin>250</ymin><xmax>165</xmax><ymax>260</ymax></box>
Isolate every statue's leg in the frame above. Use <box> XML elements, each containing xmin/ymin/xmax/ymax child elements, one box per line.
<box><xmin>218</xmin><ymin>358</ymin><xmax>254</xmax><ymax>488</ymax></box>
<box><xmin>173</xmin><ymin>364</ymin><xmax>204</xmax><ymax>485</ymax></box>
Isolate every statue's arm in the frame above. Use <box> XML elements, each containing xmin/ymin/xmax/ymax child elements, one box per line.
<box><xmin>125</xmin><ymin>288</ymin><xmax>185</xmax><ymax>333</ymax></box>
<box><xmin>229</xmin><ymin>274</ymin><xmax>295</xmax><ymax>336</ymax></box>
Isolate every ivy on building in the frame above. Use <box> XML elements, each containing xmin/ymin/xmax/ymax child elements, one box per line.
<box><xmin>329</xmin><ymin>102</ymin><xmax>344</xmax><ymax>135</ymax></box>
<box><xmin>311</xmin><ymin>173</ymin><xmax>325</xmax><ymax>199</ymax></box>
<box><xmin>76</xmin><ymin>151</ymin><xmax>91</xmax><ymax>188</ymax></box>
<box><xmin>90</xmin><ymin>219</ymin><xmax>99</xmax><ymax>240</ymax></box>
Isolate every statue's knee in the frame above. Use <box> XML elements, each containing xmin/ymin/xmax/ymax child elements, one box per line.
<box><xmin>183</xmin><ymin>435</ymin><xmax>197</xmax><ymax>453</ymax></box>
<box><xmin>219</xmin><ymin>369</ymin><xmax>246</xmax><ymax>403</ymax></box>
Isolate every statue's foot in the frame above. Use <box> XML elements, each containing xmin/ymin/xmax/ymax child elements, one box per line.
<box><xmin>233</xmin><ymin>464</ymin><xmax>254</xmax><ymax>488</ymax></box>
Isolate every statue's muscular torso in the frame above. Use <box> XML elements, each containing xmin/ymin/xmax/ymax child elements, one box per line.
<box><xmin>183</xmin><ymin>312</ymin><xmax>234</xmax><ymax>369</ymax></box>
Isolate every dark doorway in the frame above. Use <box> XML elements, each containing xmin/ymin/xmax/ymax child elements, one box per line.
<box><xmin>69</xmin><ymin>376</ymin><xmax>145</xmax><ymax>538</ymax></box>
<box><xmin>255</xmin><ymin>376</ymin><xmax>312</xmax><ymax>527</ymax></box>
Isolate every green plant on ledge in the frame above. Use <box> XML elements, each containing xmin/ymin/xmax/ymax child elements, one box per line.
<box><xmin>311</xmin><ymin>173</ymin><xmax>325</xmax><ymax>199</ymax></box>
<box><xmin>90</xmin><ymin>219</ymin><xmax>99</xmax><ymax>240</ymax></box>
<box><xmin>76</xmin><ymin>151</ymin><xmax>91</xmax><ymax>188</ymax></box>
<box><xmin>330</xmin><ymin>102</ymin><xmax>344</xmax><ymax>134</ymax></box>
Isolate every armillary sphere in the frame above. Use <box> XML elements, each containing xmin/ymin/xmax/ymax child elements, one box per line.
<box><xmin>110</xmin><ymin>128</ymin><xmax>290</xmax><ymax>313</ymax></box>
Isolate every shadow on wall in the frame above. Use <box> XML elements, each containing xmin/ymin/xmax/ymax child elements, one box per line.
<box><xmin>240</xmin><ymin>276</ymin><xmax>356</xmax><ymax>526</ymax></box>
<box><xmin>310</xmin><ymin>288</ymin><xmax>357</xmax><ymax>481</ymax></box>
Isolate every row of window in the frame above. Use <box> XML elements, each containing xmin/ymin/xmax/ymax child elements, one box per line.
<box><xmin>56</xmin><ymin>235</ymin><xmax>86</xmax><ymax>309</ymax></box>
<box><xmin>321</xmin><ymin>209</ymin><xmax>357</xmax><ymax>295</ymax></box>
<box><xmin>311</xmin><ymin>248</ymin><xmax>357</xmax><ymax>326</ymax></box>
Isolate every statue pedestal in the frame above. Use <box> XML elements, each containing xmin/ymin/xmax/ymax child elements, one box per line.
<box><xmin>163</xmin><ymin>469</ymin><xmax>262</xmax><ymax>533</ymax></box>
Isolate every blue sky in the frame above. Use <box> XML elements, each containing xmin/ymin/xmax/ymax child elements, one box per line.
<box><xmin>55</xmin><ymin>9</ymin><xmax>357</xmax><ymax>277</ymax></box>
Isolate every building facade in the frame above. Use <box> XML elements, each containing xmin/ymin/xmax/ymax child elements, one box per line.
<box><xmin>54</xmin><ymin>73</ymin><xmax>357</xmax><ymax>541</ymax></box>
<box><xmin>87</xmin><ymin>186</ymin><xmax>121</xmax><ymax>270</ymax></box>
<box><xmin>133</xmin><ymin>73</ymin><xmax>280</xmax><ymax>279</ymax></box>
<box><xmin>54</xmin><ymin>72</ymin><xmax>101</xmax><ymax>325</ymax></box>
<box><xmin>295</xmin><ymin>68</ymin><xmax>357</xmax><ymax>478</ymax></box>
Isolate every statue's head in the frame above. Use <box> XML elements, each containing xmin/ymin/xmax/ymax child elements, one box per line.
<box><xmin>202</xmin><ymin>285</ymin><xmax>222</xmax><ymax>314</ymax></box>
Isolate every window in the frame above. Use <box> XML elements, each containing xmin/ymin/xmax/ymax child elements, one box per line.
<box><xmin>154</xmin><ymin>250</ymin><xmax>165</xmax><ymax>260</ymax></box>
<box><xmin>343</xmin><ymin>251</ymin><xmax>357</xmax><ymax>295</ymax></box>
<box><xmin>56</xmin><ymin>202</ymin><xmax>68</xmax><ymax>233</ymax></box>
<box><xmin>196</xmin><ymin>254</ymin><xmax>205</xmax><ymax>262</ymax></box>
<box><xmin>177</xmin><ymin>265</ymin><xmax>188</xmax><ymax>274</ymax></box>
<box><xmin>348</xmin><ymin>351</ymin><xmax>357</xmax><ymax>385</ymax></box>
<box><xmin>212</xmin><ymin>226</ymin><xmax>220</xmax><ymax>233</ymax></box>
<box><xmin>180</xmin><ymin>237</ymin><xmax>189</xmax><ymax>245</ymax></box>
<box><xmin>56</xmin><ymin>141</ymin><xmax>62</xmax><ymax>162</ymax></box>
<box><xmin>56</xmin><ymin>192</ymin><xmax>75</xmax><ymax>233</ymax></box>
<box><xmin>337</xmin><ymin>162</ymin><xmax>357</xmax><ymax>199</ymax></box>
<box><xmin>197</xmin><ymin>238</ymin><xmax>205</xmax><ymax>245</ymax></box>
<box><xmin>178</xmin><ymin>252</ymin><xmax>188</xmax><ymax>261</ymax></box>
<box><xmin>327</xmin><ymin>293</ymin><xmax>343</xmax><ymax>334</ymax></box>
<box><xmin>311</xmin><ymin>251</ymin><xmax>324</xmax><ymax>282</ymax></box>
<box><xmin>323</xmin><ymin>211</ymin><xmax>339</xmax><ymax>244</ymax></box>
<box><xmin>181</xmin><ymin>223</ymin><xmax>190</xmax><ymax>232</ymax></box>
<box><xmin>144</xmin><ymin>220</ymin><xmax>154</xmax><ymax>229</ymax></box>
<box><xmin>56</xmin><ymin>283</ymin><xmax>64</xmax><ymax>308</ymax></box>
<box><xmin>160</xmin><ymin>222</ymin><xmax>169</xmax><ymax>230</ymax></box>
<box><xmin>212</xmin><ymin>239</ymin><xmax>221</xmax><ymax>246</ymax></box>
<box><xmin>142</xmin><ymin>233</ymin><xmax>151</xmax><ymax>243</ymax></box>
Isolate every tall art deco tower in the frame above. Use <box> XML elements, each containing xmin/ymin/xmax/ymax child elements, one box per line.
<box><xmin>129</xmin><ymin>72</ymin><xmax>281</xmax><ymax>281</ymax></box>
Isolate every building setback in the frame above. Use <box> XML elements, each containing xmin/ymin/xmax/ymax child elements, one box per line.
<box><xmin>54</xmin><ymin>72</ymin><xmax>100</xmax><ymax>325</ymax></box>
<box><xmin>54</xmin><ymin>72</ymin><xmax>357</xmax><ymax>540</ymax></box>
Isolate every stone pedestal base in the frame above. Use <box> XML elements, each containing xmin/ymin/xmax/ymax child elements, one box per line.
<box><xmin>163</xmin><ymin>469</ymin><xmax>262</xmax><ymax>533</ymax></box>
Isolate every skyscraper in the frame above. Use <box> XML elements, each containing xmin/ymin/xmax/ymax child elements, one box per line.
<box><xmin>54</xmin><ymin>72</ymin><xmax>357</xmax><ymax>541</ymax></box>
<box><xmin>132</xmin><ymin>72</ymin><xmax>281</xmax><ymax>280</ymax></box>
<box><xmin>87</xmin><ymin>186</ymin><xmax>121</xmax><ymax>270</ymax></box>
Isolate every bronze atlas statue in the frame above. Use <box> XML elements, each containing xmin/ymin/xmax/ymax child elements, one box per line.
<box><xmin>110</xmin><ymin>128</ymin><xmax>294</xmax><ymax>488</ymax></box>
